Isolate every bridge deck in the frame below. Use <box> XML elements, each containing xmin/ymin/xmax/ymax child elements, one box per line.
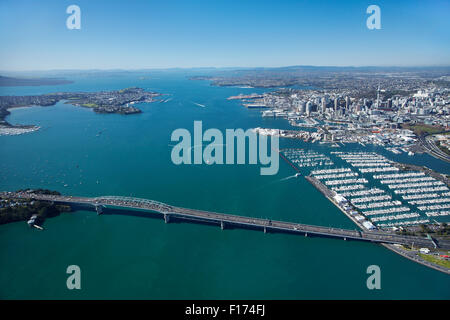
<box><xmin>2</xmin><ymin>192</ymin><xmax>449</xmax><ymax>249</ymax></box>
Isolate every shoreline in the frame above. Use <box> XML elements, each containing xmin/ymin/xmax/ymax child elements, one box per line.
<box><xmin>1</xmin><ymin>105</ymin><xmax>41</xmax><ymax>136</ymax></box>
<box><xmin>6</xmin><ymin>105</ymin><xmax>35</xmax><ymax>112</ymax></box>
<box><xmin>382</xmin><ymin>243</ymin><xmax>450</xmax><ymax>275</ymax></box>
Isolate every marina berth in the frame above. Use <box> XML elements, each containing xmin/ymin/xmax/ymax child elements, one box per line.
<box><xmin>350</xmin><ymin>162</ymin><xmax>392</xmax><ymax>167</ymax></box>
<box><xmin>387</xmin><ymin>181</ymin><xmax>444</xmax><ymax>189</ymax></box>
<box><xmin>324</xmin><ymin>178</ymin><xmax>368</xmax><ymax>186</ymax></box>
<box><xmin>360</xmin><ymin>167</ymin><xmax>400</xmax><ymax>173</ymax></box>
<box><xmin>350</xmin><ymin>194</ymin><xmax>392</xmax><ymax>203</ymax></box>
<box><xmin>311</xmin><ymin>168</ymin><xmax>351</xmax><ymax>175</ymax></box>
<box><xmin>394</xmin><ymin>186</ymin><xmax>449</xmax><ymax>194</ymax></box>
<box><xmin>354</xmin><ymin>200</ymin><xmax>402</xmax><ymax>210</ymax></box>
<box><xmin>380</xmin><ymin>176</ymin><xmax>435</xmax><ymax>184</ymax></box>
<box><xmin>402</xmin><ymin>193</ymin><xmax>441</xmax><ymax>200</ymax></box>
<box><xmin>408</xmin><ymin>198</ymin><xmax>450</xmax><ymax>205</ymax></box>
<box><xmin>344</xmin><ymin>158</ymin><xmax>389</xmax><ymax>163</ymax></box>
<box><xmin>331</xmin><ymin>184</ymin><xmax>366</xmax><ymax>192</ymax></box>
<box><xmin>377</xmin><ymin>218</ymin><xmax>430</xmax><ymax>228</ymax></box>
<box><xmin>338</xmin><ymin>188</ymin><xmax>385</xmax><ymax>198</ymax></box>
<box><xmin>425</xmin><ymin>211</ymin><xmax>450</xmax><ymax>217</ymax></box>
<box><xmin>373</xmin><ymin>172</ymin><xmax>425</xmax><ymax>179</ymax></box>
<box><xmin>313</xmin><ymin>172</ymin><xmax>358</xmax><ymax>180</ymax></box>
<box><xmin>370</xmin><ymin>212</ymin><xmax>420</xmax><ymax>222</ymax></box>
<box><xmin>418</xmin><ymin>203</ymin><xmax>450</xmax><ymax>211</ymax></box>
<box><xmin>363</xmin><ymin>206</ymin><xmax>411</xmax><ymax>216</ymax></box>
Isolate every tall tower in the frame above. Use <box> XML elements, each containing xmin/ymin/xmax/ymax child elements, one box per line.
<box><xmin>376</xmin><ymin>84</ymin><xmax>381</xmax><ymax>108</ymax></box>
<box><xmin>306</xmin><ymin>101</ymin><xmax>312</xmax><ymax>116</ymax></box>
<box><xmin>321</xmin><ymin>97</ymin><xmax>326</xmax><ymax>113</ymax></box>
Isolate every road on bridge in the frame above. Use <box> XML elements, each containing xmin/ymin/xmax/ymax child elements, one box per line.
<box><xmin>2</xmin><ymin>191</ymin><xmax>449</xmax><ymax>250</ymax></box>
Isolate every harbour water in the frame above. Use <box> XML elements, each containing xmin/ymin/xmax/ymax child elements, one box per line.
<box><xmin>0</xmin><ymin>71</ymin><xmax>449</xmax><ymax>299</ymax></box>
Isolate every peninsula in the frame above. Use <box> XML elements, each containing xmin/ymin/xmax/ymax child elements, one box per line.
<box><xmin>0</xmin><ymin>189</ymin><xmax>71</xmax><ymax>227</ymax></box>
<box><xmin>0</xmin><ymin>87</ymin><xmax>162</xmax><ymax>135</ymax></box>
<box><xmin>0</xmin><ymin>75</ymin><xmax>73</xmax><ymax>87</ymax></box>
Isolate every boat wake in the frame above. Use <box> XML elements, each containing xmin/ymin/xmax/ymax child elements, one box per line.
<box><xmin>279</xmin><ymin>173</ymin><xmax>300</xmax><ymax>182</ymax></box>
<box><xmin>192</xmin><ymin>102</ymin><xmax>206</xmax><ymax>108</ymax></box>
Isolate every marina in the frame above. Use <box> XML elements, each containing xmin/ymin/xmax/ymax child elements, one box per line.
<box><xmin>304</xmin><ymin>151</ymin><xmax>450</xmax><ymax>230</ymax></box>
<box><xmin>280</xmin><ymin>149</ymin><xmax>334</xmax><ymax>168</ymax></box>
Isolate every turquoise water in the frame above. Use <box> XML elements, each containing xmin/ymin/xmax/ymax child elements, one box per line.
<box><xmin>0</xmin><ymin>72</ymin><xmax>449</xmax><ymax>299</ymax></box>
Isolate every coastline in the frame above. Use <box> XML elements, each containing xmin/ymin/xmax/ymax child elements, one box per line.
<box><xmin>0</xmin><ymin>105</ymin><xmax>41</xmax><ymax>136</ymax></box>
<box><xmin>382</xmin><ymin>243</ymin><xmax>450</xmax><ymax>275</ymax></box>
<box><xmin>6</xmin><ymin>106</ymin><xmax>34</xmax><ymax>112</ymax></box>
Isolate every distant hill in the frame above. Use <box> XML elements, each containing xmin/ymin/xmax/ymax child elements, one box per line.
<box><xmin>0</xmin><ymin>75</ymin><xmax>73</xmax><ymax>87</ymax></box>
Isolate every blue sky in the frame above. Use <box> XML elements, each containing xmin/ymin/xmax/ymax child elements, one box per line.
<box><xmin>0</xmin><ymin>0</ymin><xmax>449</xmax><ymax>71</ymax></box>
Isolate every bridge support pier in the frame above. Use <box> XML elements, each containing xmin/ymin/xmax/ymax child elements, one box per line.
<box><xmin>305</xmin><ymin>232</ymin><xmax>308</xmax><ymax>237</ymax></box>
<box><xmin>264</xmin><ymin>226</ymin><xmax>267</xmax><ymax>234</ymax></box>
<box><xmin>220</xmin><ymin>221</ymin><xmax>225</xmax><ymax>230</ymax></box>
<box><xmin>344</xmin><ymin>237</ymin><xmax>346</xmax><ymax>241</ymax></box>
<box><xmin>164</xmin><ymin>213</ymin><xmax>170</xmax><ymax>223</ymax></box>
<box><xmin>94</xmin><ymin>204</ymin><xmax>103</xmax><ymax>215</ymax></box>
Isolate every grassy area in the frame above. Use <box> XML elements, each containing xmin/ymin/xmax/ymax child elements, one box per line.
<box><xmin>418</xmin><ymin>253</ymin><xmax>450</xmax><ymax>269</ymax></box>
<box><xmin>438</xmin><ymin>144</ymin><xmax>450</xmax><ymax>156</ymax></box>
<box><xmin>401</xmin><ymin>123</ymin><xmax>445</xmax><ymax>136</ymax></box>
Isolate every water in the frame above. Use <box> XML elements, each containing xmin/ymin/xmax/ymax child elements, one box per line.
<box><xmin>0</xmin><ymin>71</ymin><xmax>449</xmax><ymax>299</ymax></box>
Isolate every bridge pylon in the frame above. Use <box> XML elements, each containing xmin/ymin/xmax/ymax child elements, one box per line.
<box><xmin>220</xmin><ymin>221</ymin><xmax>225</xmax><ymax>230</ymax></box>
<box><xmin>94</xmin><ymin>204</ymin><xmax>103</xmax><ymax>215</ymax></box>
<box><xmin>164</xmin><ymin>213</ymin><xmax>170</xmax><ymax>223</ymax></box>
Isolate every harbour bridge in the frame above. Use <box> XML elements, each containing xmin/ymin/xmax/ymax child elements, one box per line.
<box><xmin>2</xmin><ymin>191</ymin><xmax>449</xmax><ymax>250</ymax></box>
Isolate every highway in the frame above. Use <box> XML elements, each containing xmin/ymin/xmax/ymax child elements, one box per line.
<box><xmin>418</xmin><ymin>135</ymin><xmax>450</xmax><ymax>163</ymax></box>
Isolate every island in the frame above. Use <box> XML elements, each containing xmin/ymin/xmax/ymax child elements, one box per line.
<box><xmin>0</xmin><ymin>75</ymin><xmax>74</xmax><ymax>87</ymax></box>
<box><xmin>0</xmin><ymin>87</ymin><xmax>162</xmax><ymax>135</ymax></box>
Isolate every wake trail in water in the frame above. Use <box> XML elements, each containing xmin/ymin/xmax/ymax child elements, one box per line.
<box><xmin>191</xmin><ymin>101</ymin><xmax>206</xmax><ymax>108</ymax></box>
<box><xmin>254</xmin><ymin>174</ymin><xmax>299</xmax><ymax>192</ymax></box>
<box><xmin>278</xmin><ymin>174</ymin><xmax>298</xmax><ymax>181</ymax></box>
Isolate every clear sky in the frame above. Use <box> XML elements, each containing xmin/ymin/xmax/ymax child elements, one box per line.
<box><xmin>1</xmin><ymin>0</ymin><xmax>449</xmax><ymax>71</ymax></box>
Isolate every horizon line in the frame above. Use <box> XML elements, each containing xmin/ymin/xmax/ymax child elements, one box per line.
<box><xmin>2</xmin><ymin>64</ymin><xmax>450</xmax><ymax>74</ymax></box>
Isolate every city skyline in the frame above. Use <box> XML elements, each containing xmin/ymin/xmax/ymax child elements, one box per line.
<box><xmin>1</xmin><ymin>0</ymin><xmax>450</xmax><ymax>71</ymax></box>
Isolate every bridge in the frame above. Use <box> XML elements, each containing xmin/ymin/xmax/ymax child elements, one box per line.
<box><xmin>3</xmin><ymin>191</ymin><xmax>450</xmax><ymax>250</ymax></box>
